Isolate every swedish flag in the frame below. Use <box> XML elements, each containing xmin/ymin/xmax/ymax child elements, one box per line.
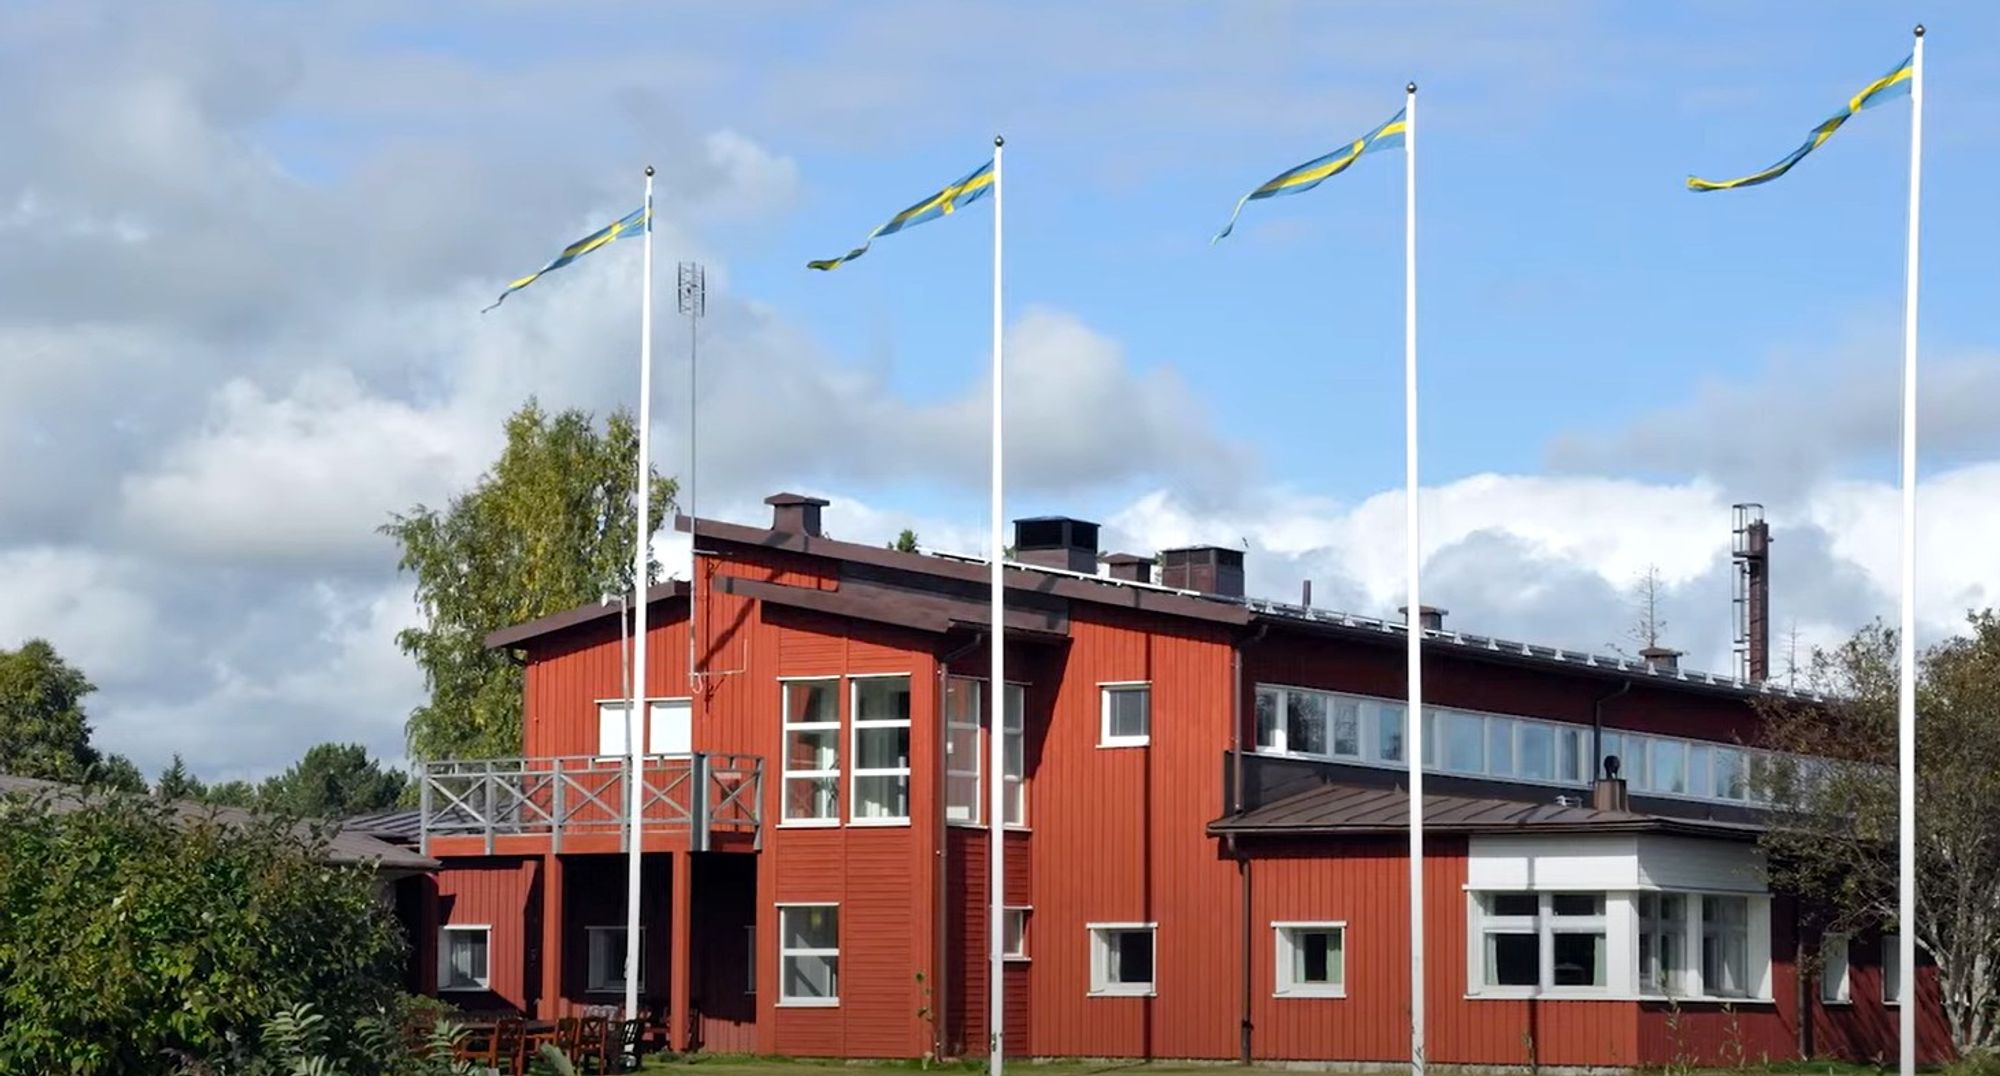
<box><xmin>484</xmin><ymin>206</ymin><xmax>650</xmax><ymax>312</ymax></box>
<box><xmin>1688</xmin><ymin>55</ymin><xmax>1913</xmax><ymax>192</ymax></box>
<box><xmin>1213</xmin><ymin>109</ymin><xmax>1408</xmax><ymax>243</ymax></box>
<box><xmin>808</xmin><ymin>159</ymin><xmax>994</xmax><ymax>270</ymax></box>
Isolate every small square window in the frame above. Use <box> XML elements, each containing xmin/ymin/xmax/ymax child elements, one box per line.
<box><xmin>439</xmin><ymin>926</ymin><xmax>491</xmax><ymax>992</ymax></box>
<box><xmin>778</xmin><ymin>905</ymin><xmax>839</xmax><ymax>1006</ymax></box>
<box><xmin>586</xmin><ymin>926</ymin><xmax>644</xmax><ymax>994</ymax></box>
<box><xmin>1100</xmin><ymin>685</ymin><xmax>1151</xmax><ymax>747</ymax></box>
<box><xmin>1274</xmin><ymin>923</ymin><xmax>1346</xmax><ymax>998</ymax></box>
<box><xmin>1089</xmin><ymin>924</ymin><xmax>1156</xmax><ymax>995</ymax></box>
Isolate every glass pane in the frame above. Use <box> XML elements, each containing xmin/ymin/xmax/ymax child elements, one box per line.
<box><xmin>1714</xmin><ymin>747</ymin><xmax>1747</xmax><ymax>800</ymax></box>
<box><xmin>1490</xmin><ymin>892</ymin><xmax>1538</xmax><ymax>917</ymax></box>
<box><xmin>946</xmin><ymin>726</ymin><xmax>980</xmax><ymax>770</ymax></box>
<box><xmin>946</xmin><ymin>677</ymin><xmax>980</xmax><ymax>725</ymax></box>
<box><xmin>1110</xmin><ymin>689</ymin><xmax>1150</xmax><ymax>738</ymax></box>
<box><xmin>1487</xmin><ymin>718</ymin><xmax>1516</xmax><ymax>777</ymax></box>
<box><xmin>1255</xmin><ymin>689</ymin><xmax>1281</xmax><ymax>750</ymax></box>
<box><xmin>854</xmin><ymin>774</ymin><xmax>908</xmax><ymax>819</ymax></box>
<box><xmin>1558</xmin><ymin>727</ymin><xmax>1582</xmax><ymax>782</ymax></box>
<box><xmin>1688</xmin><ymin>744</ymin><xmax>1714</xmax><ymax>798</ymax></box>
<box><xmin>1004</xmin><ymin>778</ymin><xmax>1025</xmax><ymax>827</ymax></box>
<box><xmin>784</xmin><ymin>953</ymin><xmax>837</xmax><ymax>999</ymax></box>
<box><xmin>1331</xmin><ymin>700</ymin><xmax>1360</xmax><ymax>757</ymax></box>
<box><xmin>1552</xmin><ymin>893</ymin><xmax>1603</xmax><ymax>917</ymax></box>
<box><xmin>786</xmin><ymin>680</ymin><xmax>836</xmax><ymax>724</ymax></box>
<box><xmin>854</xmin><ymin>677</ymin><xmax>911</xmax><ymax>722</ymax></box>
<box><xmin>1293</xmin><ymin>930</ymin><xmax>1341</xmax><ymax>984</ymax></box>
<box><xmin>1626</xmin><ymin>736</ymin><xmax>1650</xmax><ymax>789</ymax></box>
<box><xmin>783</xmin><ymin>907</ymin><xmax>837</xmax><ymax>949</ymax></box>
<box><xmin>1377</xmin><ymin>702</ymin><xmax>1405</xmax><ymax>762</ymax></box>
<box><xmin>1553</xmin><ymin>932</ymin><xmax>1606</xmax><ymax>987</ymax></box>
<box><xmin>1486</xmin><ymin>932</ymin><xmax>1538</xmax><ymax>986</ymax></box>
<box><xmin>856</xmin><ymin>725</ymin><xmax>910</xmax><ymax>770</ymax></box>
<box><xmin>1004</xmin><ymin>684</ymin><xmax>1024</xmax><ymax>731</ymax></box>
<box><xmin>946</xmin><ymin>776</ymin><xmax>979</xmax><ymax>822</ymax></box>
<box><xmin>1421</xmin><ymin>708</ymin><xmax>1436</xmax><ymax>766</ymax></box>
<box><xmin>784</xmin><ymin>776</ymin><xmax>836</xmax><ymax>819</ymax></box>
<box><xmin>1652</xmin><ymin>740</ymin><xmax>1687</xmax><ymax>794</ymax></box>
<box><xmin>1004</xmin><ymin>911</ymin><xmax>1026</xmax><ymax>956</ymax></box>
<box><xmin>786</xmin><ymin>728</ymin><xmax>837</xmax><ymax>771</ymax></box>
<box><xmin>1004</xmin><ymin>727</ymin><xmax>1023</xmax><ymax>779</ymax></box>
<box><xmin>1286</xmin><ymin>691</ymin><xmax>1327</xmax><ymax>755</ymax></box>
<box><xmin>1444</xmin><ymin>711</ymin><xmax>1484</xmax><ymax>773</ymax></box>
<box><xmin>1600</xmin><ymin>731</ymin><xmax>1623</xmax><ymax>781</ymax></box>
<box><xmin>1113</xmin><ymin>931</ymin><xmax>1154</xmax><ymax>985</ymax></box>
<box><xmin>1518</xmin><ymin>722</ymin><xmax>1553</xmax><ymax>781</ymax></box>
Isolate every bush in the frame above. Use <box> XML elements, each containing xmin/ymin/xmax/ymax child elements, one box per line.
<box><xmin>0</xmin><ymin>788</ymin><xmax>407</xmax><ymax>1072</ymax></box>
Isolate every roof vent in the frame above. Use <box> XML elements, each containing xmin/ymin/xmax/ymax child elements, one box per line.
<box><xmin>1102</xmin><ymin>553</ymin><xmax>1152</xmax><ymax>584</ymax></box>
<box><xmin>1400</xmin><ymin>605</ymin><xmax>1447</xmax><ymax>632</ymax></box>
<box><xmin>1013</xmin><ymin>517</ymin><xmax>1099</xmax><ymax>574</ymax></box>
<box><xmin>1640</xmin><ymin>645</ymin><xmax>1683</xmax><ymax>673</ymax></box>
<box><xmin>1160</xmin><ymin>546</ymin><xmax>1245</xmax><ymax>598</ymax></box>
<box><xmin>765</xmin><ymin>492</ymin><xmax>829</xmax><ymax>538</ymax></box>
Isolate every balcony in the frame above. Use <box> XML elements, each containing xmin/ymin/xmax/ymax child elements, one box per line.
<box><xmin>418</xmin><ymin>752</ymin><xmax>763</xmax><ymax>856</ymax></box>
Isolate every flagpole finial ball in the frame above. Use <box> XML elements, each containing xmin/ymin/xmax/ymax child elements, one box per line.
<box><xmin>1407</xmin><ymin>82</ymin><xmax>1417</xmax><ymax>93</ymax></box>
<box><xmin>1914</xmin><ymin>24</ymin><xmax>1925</xmax><ymax>36</ymax></box>
<box><xmin>994</xmin><ymin>135</ymin><xmax>1005</xmax><ymax>147</ymax></box>
<box><xmin>645</xmin><ymin>165</ymin><xmax>655</xmax><ymax>176</ymax></box>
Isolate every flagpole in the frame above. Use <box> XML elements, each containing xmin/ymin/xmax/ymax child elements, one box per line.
<box><xmin>1402</xmin><ymin>80</ymin><xmax>1426</xmax><ymax>1076</ymax></box>
<box><xmin>1897</xmin><ymin>25</ymin><xmax>1923</xmax><ymax>1076</ymax></box>
<box><xmin>987</xmin><ymin>132</ymin><xmax>1007</xmax><ymax>1076</ymax></box>
<box><xmin>626</xmin><ymin>164</ymin><xmax>656</xmax><ymax>1025</ymax></box>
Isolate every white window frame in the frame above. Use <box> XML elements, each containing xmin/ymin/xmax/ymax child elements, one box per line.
<box><xmin>1639</xmin><ymin>891</ymin><xmax>1691</xmax><ymax>998</ymax></box>
<box><xmin>584</xmin><ymin>925</ymin><xmax>644</xmax><ymax>994</ymax></box>
<box><xmin>1004</xmin><ymin>906</ymin><xmax>1031</xmax><ymax>961</ymax></box>
<box><xmin>437</xmin><ymin>924</ymin><xmax>492</xmax><ymax>992</ymax></box>
<box><xmin>776</xmin><ymin>903</ymin><xmax>840</xmax><ymax>1008</ymax></box>
<box><xmin>1884</xmin><ymin>933</ymin><xmax>1909</xmax><ymax>1006</ymax></box>
<box><xmin>1087</xmin><ymin>922</ymin><xmax>1158</xmax><ymax>997</ymax></box>
<box><xmin>1469</xmin><ymin>888</ymin><xmax>1772</xmax><ymax>1003</ymax></box>
<box><xmin>1099</xmin><ymin>682</ymin><xmax>1151</xmax><ymax>748</ymax></box>
<box><xmin>594</xmin><ymin>697</ymin><xmax>693</xmax><ymax>761</ymax></box>
<box><xmin>779</xmin><ymin>677</ymin><xmax>841</xmax><ymax>826</ymax></box>
<box><xmin>1700</xmin><ymin>894</ymin><xmax>1754</xmax><ymax>999</ymax></box>
<box><xmin>945</xmin><ymin>676</ymin><xmax>983</xmax><ymax>827</ymax></box>
<box><xmin>849</xmin><ymin>673</ymin><xmax>912</xmax><ymax>825</ymax></box>
<box><xmin>1273</xmin><ymin>921</ymin><xmax>1347</xmax><ymax>999</ymax></box>
<box><xmin>1002</xmin><ymin>682</ymin><xmax>1027</xmax><ymax>828</ymax></box>
<box><xmin>1821</xmin><ymin>932</ymin><xmax>1851</xmax><ymax>1005</ymax></box>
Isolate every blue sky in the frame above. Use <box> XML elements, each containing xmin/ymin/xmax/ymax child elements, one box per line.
<box><xmin>4</xmin><ymin>1</ymin><xmax>1998</xmax><ymax>779</ymax></box>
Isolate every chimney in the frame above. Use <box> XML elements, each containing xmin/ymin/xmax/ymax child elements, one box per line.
<box><xmin>765</xmin><ymin>492</ymin><xmax>829</xmax><ymax>538</ymax></box>
<box><xmin>1732</xmin><ymin>504</ymin><xmax>1772</xmax><ymax>681</ymax></box>
<box><xmin>1593</xmin><ymin>752</ymin><xmax>1631</xmax><ymax>811</ymax></box>
<box><xmin>1013</xmin><ymin>517</ymin><xmax>1100</xmax><ymax>574</ymax></box>
<box><xmin>1160</xmin><ymin>546</ymin><xmax>1245</xmax><ymax>598</ymax></box>
<box><xmin>1399</xmin><ymin>605</ymin><xmax>1447</xmax><ymax>632</ymax></box>
<box><xmin>1103</xmin><ymin>553</ymin><xmax>1152</xmax><ymax>584</ymax></box>
<box><xmin>1640</xmin><ymin>646</ymin><xmax>1683</xmax><ymax>673</ymax></box>
<box><xmin>1301</xmin><ymin>579</ymin><xmax>1313</xmax><ymax>607</ymax></box>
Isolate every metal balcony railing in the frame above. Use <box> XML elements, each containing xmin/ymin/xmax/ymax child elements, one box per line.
<box><xmin>418</xmin><ymin>752</ymin><xmax>763</xmax><ymax>855</ymax></box>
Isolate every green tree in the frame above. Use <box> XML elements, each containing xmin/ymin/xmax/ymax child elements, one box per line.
<box><xmin>203</xmin><ymin>779</ymin><xmax>259</xmax><ymax>808</ymax></box>
<box><xmin>888</xmin><ymin>529</ymin><xmax>920</xmax><ymax>554</ymax></box>
<box><xmin>88</xmin><ymin>753</ymin><xmax>148</xmax><ymax>794</ymax></box>
<box><xmin>258</xmin><ymin>743</ymin><xmax>407</xmax><ymax>819</ymax></box>
<box><xmin>156</xmin><ymin>753</ymin><xmax>207</xmax><ymax>801</ymax></box>
<box><xmin>383</xmin><ymin>400</ymin><xmax>675</xmax><ymax>761</ymax></box>
<box><xmin>1759</xmin><ymin>611</ymin><xmax>2000</xmax><ymax>1054</ymax></box>
<box><xmin>0</xmin><ymin>638</ymin><xmax>102</xmax><ymax>781</ymax></box>
<box><xmin>0</xmin><ymin>789</ymin><xmax>405</xmax><ymax>1072</ymax></box>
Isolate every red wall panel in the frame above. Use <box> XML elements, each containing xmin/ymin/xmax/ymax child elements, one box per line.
<box><xmin>434</xmin><ymin>858</ymin><xmax>541</xmax><ymax>1013</ymax></box>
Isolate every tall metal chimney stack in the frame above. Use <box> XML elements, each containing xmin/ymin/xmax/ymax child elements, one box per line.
<box><xmin>1732</xmin><ymin>504</ymin><xmax>1771</xmax><ymax>682</ymax></box>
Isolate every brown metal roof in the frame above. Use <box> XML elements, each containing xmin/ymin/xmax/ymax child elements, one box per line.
<box><xmin>484</xmin><ymin>581</ymin><xmax>687</xmax><ymax>650</ymax></box>
<box><xmin>0</xmin><ymin>774</ymin><xmax>439</xmax><ymax>872</ymax></box>
<box><xmin>717</xmin><ymin>575</ymin><xmax>1069</xmax><ymax>639</ymax></box>
<box><xmin>1208</xmin><ymin>781</ymin><xmax>1763</xmax><ymax>840</ymax></box>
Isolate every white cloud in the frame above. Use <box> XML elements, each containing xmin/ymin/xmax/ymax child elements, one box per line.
<box><xmin>0</xmin><ymin>547</ymin><xmax>159</xmax><ymax>675</ymax></box>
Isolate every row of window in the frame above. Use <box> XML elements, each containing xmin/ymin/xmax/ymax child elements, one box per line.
<box><xmin>1253</xmin><ymin>684</ymin><xmax>1774</xmax><ymax>806</ymax></box>
<box><xmin>1820</xmin><ymin>932</ymin><xmax>1914</xmax><ymax>1006</ymax></box>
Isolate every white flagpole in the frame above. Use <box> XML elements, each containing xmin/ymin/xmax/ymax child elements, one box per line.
<box><xmin>1897</xmin><ymin>25</ymin><xmax>1923</xmax><ymax>1076</ymax></box>
<box><xmin>1403</xmin><ymin>81</ymin><xmax>1426</xmax><ymax>1076</ymax></box>
<box><xmin>626</xmin><ymin>164</ymin><xmax>656</xmax><ymax>1025</ymax></box>
<box><xmin>988</xmin><ymin>133</ymin><xmax>1008</xmax><ymax>1076</ymax></box>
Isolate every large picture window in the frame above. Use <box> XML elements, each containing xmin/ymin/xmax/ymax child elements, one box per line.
<box><xmin>781</xmin><ymin>679</ymin><xmax>839</xmax><ymax>823</ymax></box>
<box><xmin>851</xmin><ymin>676</ymin><xmax>912</xmax><ymax>822</ymax></box>
<box><xmin>778</xmin><ymin>905</ymin><xmax>839</xmax><ymax>1006</ymax></box>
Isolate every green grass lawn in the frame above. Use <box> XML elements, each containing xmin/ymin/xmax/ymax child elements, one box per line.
<box><xmin>638</xmin><ymin>1056</ymin><xmax>1916</xmax><ymax>1076</ymax></box>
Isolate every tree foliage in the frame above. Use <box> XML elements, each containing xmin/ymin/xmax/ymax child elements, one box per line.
<box><xmin>0</xmin><ymin>637</ymin><xmax>103</xmax><ymax>781</ymax></box>
<box><xmin>1758</xmin><ymin>611</ymin><xmax>2000</xmax><ymax>1053</ymax></box>
<box><xmin>383</xmin><ymin>399</ymin><xmax>675</xmax><ymax>761</ymax></box>
<box><xmin>889</xmin><ymin>529</ymin><xmax>920</xmax><ymax>554</ymax></box>
<box><xmin>0</xmin><ymin>789</ymin><xmax>405</xmax><ymax>1073</ymax></box>
<box><xmin>257</xmin><ymin>743</ymin><xmax>407</xmax><ymax>819</ymax></box>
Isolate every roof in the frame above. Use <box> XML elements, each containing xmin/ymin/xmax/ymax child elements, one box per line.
<box><xmin>1209</xmin><ymin>781</ymin><xmax>1764</xmax><ymax>840</ymax></box>
<box><xmin>0</xmin><ymin>774</ymin><xmax>439</xmax><ymax>872</ymax></box>
<box><xmin>484</xmin><ymin>581</ymin><xmax>687</xmax><ymax>650</ymax></box>
<box><xmin>717</xmin><ymin>574</ymin><xmax>1070</xmax><ymax>640</ymax></box>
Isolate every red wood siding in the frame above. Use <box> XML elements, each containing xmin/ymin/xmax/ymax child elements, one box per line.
<box><xmin>434</xmin><ymin>858</ymin><xmax>540</xmax><ymax>1013</ymax></box>
<box><xmin>946</xmin><ymin>828</ymin><xmax>1032</xmax><ymax>1057</ymax></box>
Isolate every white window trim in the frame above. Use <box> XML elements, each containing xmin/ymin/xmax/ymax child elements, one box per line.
<box><xmin>1098</xmin><ymin>682</ymin><xmax>1152</xmax><ymax>748</ymax></box>
<box><xmin>1273</xmin><ymin>920</ymin><xmax>1348</xmax><ymax>999</ymax></box>
<box><xmin>1087</xmin><ymin>921</ymin><xmax>1158</xmax><ymax>997</ymax></box>
<box><xmin>1002</xmin><ymin>682</ymin><xmax>1028</xmax><ymax>829</ymax></box>
<box><xmin>1466</xmin><ymin>888</ymin><xmax>1774</xmax><ymax>1004</ymax></box>
<box><xmin>780</xmin><ymin>678</ymin><xmax>841</xmax><ymax>826</ymax></box>
<box><xmin>776</xmin><ymin>903</ymin><xmax>840</xmax><ymax>1008</ymax></box>
<box><xmin>1004</xmin><ymin>905</ymin><xmax>1032</xmax><ymax>962</ymax></box>
<box><xmin>584</xmin><ymin>925</ymin><xmax>645</xmax><ymax>994</ymax></box>
<box><xmin>593</xmin><ymin>696</ymin><xmax>694</xmax><ymax>762</ymax></box>
<box><xmin>849</xmin><ymin>674</ymin><xmax>913</xmax><ymax>826</ymax></box>
<box><xmin>1821</xmin><ymin>932</ymin><xmax>1852</xmax><ymax>1005</ymax></box>
<box><xmin>945</xmin><ymin>676</ymin><xmax>984</xmax><ymax>828</ymax></box>
<box><xmin>437</xmin><ymin>924</ymin><xmax>492</xmax><ymax>992</ymax></box>
<box><xmin>1884</xmin><ymin>933</ymin><xmax>1911</xmax><ymax>1006</ymax></box>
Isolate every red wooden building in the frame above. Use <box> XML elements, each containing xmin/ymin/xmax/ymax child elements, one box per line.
<box><xmin>409</xmin><ymin>493</ymin><xmax>1949</xmax><ymax>1066</ymax></box>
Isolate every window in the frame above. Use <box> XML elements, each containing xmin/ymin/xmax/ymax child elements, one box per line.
<box><xmin>1518</xmin><ymin>721</ymin><xmax>1553</xmax><ymax>781</ymax></box>
<box><xmin>778</xmin><ymin>905</ymin><xmax>839</xmax><ymax>1006</ymax></box>
<box><xmin>648</xmin><ymin>699</ymin><xmax>692</xmax><ymax>756</ymax></box>
<box><xmin>1558</xmin><ymin>726</ymin><xmax>1583</xmax><ymax>783</ymax></box>
<box><xmin>1479</xmin><ymin>893</ymin><xmax>1541</xmax><ymax>988</ymax></box>
<box><xmin>1002</xmin><ymin>684</ymin><xmax>1026</xmax><ymax>826</ymax></box>
<box><xmin>1821</xmin><ymin>932</ymin><xmax>1851</xmax><ymax>1004</ymax></box>
<box><xmin>1100</xmin><ymin>684</ymin><xmax>1150</xmax><ymax>747</ymax></box>
<box><xmin>1331</xmin><ymin>698</ymin><xmax>1361</xmax><ymax>757</ymax></box>
<box><xmin>1549</xmin><ymin>893</ymin><xmax>1607</xmax><ymax>989</ymax></box>
<box><xmin>1004</xmin><ymin>907</ymin><xmax>1030</xmax><ymax>960</ymax></box>
<box><xmin>781</xmin><ymin>679</ymin><xmax>839</xmax><ymax>823</ymax></box>
<box><xmin>438</xmin><ymin>925</ymin><xmax>491</xmax><ymax>991</ymax></box>
<box><xmin>1702</xmin><ymin>895</ymin><xmax>1751</xmax><ymax>998</ymax></box>
<box><xmin>1088</xmin><ymin>924</ymin><xmax>1156</xmax><ymax>996</ymax></box>
<box><xmin>1443</xmin><ymin>710</ymin><xmax>1485</xmax><ymax>773</ymax></box>
<box><xmin>598</xmin><ymin>702</ymin><xmax>635</xmax><ymax>759</ymax></box>
<box><xmin>1286</xmin><ymin>690</ymin><xmax>1328</xmax><ymax>755</ymax></box>
<box><xmin>851</xmin><ymin>676</ymin><xmax>912</xmax><ymax>822</ymax></box>
<box><xmin>1652</xmin><ymin>739</ymin><xmax>1688</xmax><ymax>795</ymax></box>
<box><xmin>1473</xmin><ymin>893</ymin><xmax>1606</xmax><ymax>994</ymax></box>
<box><xmin>1687</xmin><ymin>743</ymin><xmax>1714</xmax><ymax>798</ymax></box>
<box><xmin>945</xmin><ymin>677</ymin><xmax>982</xmax><ymax>824</ymax></box>
<box><xmin>586</xmin><ymin>926</ymin><xmax>644</xmax><ymax>994</ymax></box>
<box><xmin>1883</xmin><ymin>934</ymin><xmax>1908</xmax><ymax>1005</ymax></box>
<box><xmin>1640</xmin><ymin>892</ymin><xmax>1689</xmax><ymax>996</ymax></box>
<box><xmin>1713</xmin><ymin>747</ymin><xmax>1749</xmax><ymax>801</ymax></box>
<box><xmin>1255</xmin><ymin>688</ymin><xmax>1281</xmax><ymax>752</ymax></box>
<box><xmin>1377</xmin><ymin>701</ymin><xmax>1406</xmax><ymax>762</ymax></box>
<box><xmin>1274</xmin><ymin>922</ymin><xmax>1346</xmax><ymax>998</ymax></box>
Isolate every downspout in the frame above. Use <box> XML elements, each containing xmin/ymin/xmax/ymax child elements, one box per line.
<box><xmin>936</xmin><ymin>631</ymin><xmax>986</xmax><ymax>1061</ymax></box>
<box><xmin>1592</xmin><ymin>680</ymin><xmax>1632</xmax><ymax>780</ymax></box>
<box><xmin>1232</xmin><ymin>621</ymin><xmax>1270</xmax><ymax>1065</ymax></box>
